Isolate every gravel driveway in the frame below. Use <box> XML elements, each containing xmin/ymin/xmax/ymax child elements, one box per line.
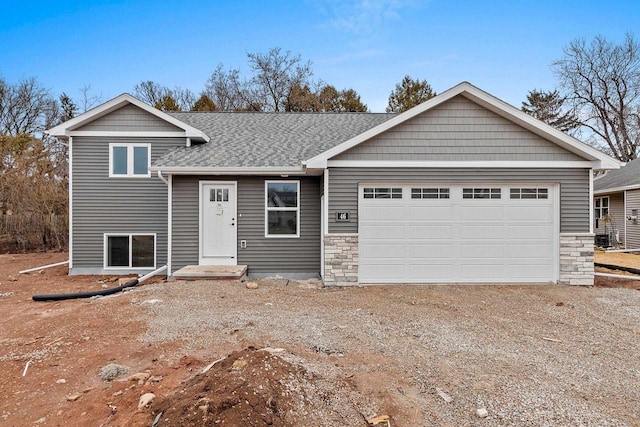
<box><xmin>136</xmin><ymin>280</ymin><xmax>640</xmax><ymax>426</ymax></box>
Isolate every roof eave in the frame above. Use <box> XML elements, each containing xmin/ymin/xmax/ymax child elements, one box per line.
<box><xmin>150</xmin><ymin>165</ymin><xmax>314</xmax><ymax>176</ymax></box>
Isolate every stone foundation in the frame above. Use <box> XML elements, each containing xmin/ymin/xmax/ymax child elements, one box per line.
<box><xmin>323</xmin><ymin>234</ymin><xmax>358</xmax><ymax>286</ymax></box>
<box><xmin>559</xmin><ymin>233</ymin><xmax>594</xmax><ymax>286</ymax></box>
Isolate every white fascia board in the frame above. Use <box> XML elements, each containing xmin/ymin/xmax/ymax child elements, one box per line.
<box><xmin>66</xmin><ymin>131</ymin><xmax>188</xmax><ymax>138</ymax></box>
<box><xmin>594</xmin><ymin>184</ymin><xmax>640</xmax><ymax>195</ymax></box>
<box><xmin>150</xmin><ymin>166</ymin><xmax>312</xmax><ymax>176</ymax></box>
<box><xmin>327</xmin><ymin>160</ymin><xmax>595</xmax><ymax>168</ymax></box>
<box><xmin>306</xmin><ymin>81</ymin><xmax>621</xmax><ymax>170</ymax></box>
<box><xmin>46</xmin><ymin>93</ymin><xmax>210</xmax><ymax>142</ymax></box>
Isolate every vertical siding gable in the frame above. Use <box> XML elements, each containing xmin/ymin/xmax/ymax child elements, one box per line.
<box><xmin>76</xmin><ymin>104</ymin><xmax>183</xmax><ymax>132</ymax></box>
<box><xmin>332</xmin><ymin>95</ymin><xmax>585</xmax><ymax>162</ymax></box>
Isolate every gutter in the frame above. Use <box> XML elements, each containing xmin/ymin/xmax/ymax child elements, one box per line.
<box><xmin>150</xmin><ymin>165</ymin><xmax>311</xmax><ymax>176</ymax></box>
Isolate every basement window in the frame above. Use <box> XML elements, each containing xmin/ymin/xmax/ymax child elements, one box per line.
<box><xmin>363</xmin><ymin>188</ymin><xmax>402</xmax><ymax>199</ymax></box>
<box><xmin>104</xmin><ymin>234</ymin><xmax>155</xmax><ymax>269</ymax></box>
<box><xmin>411</xmin><ymin>188</ymin><xmax>450</xmax><ymax>199</ymax></box>
<box><xmin>265</xmin><ymin>181</ymin><xmax>299</xmax><ymax>237</ymax></box>
<box><xmin>462</xmin><ymin>188</ymin><xmax>501</xmax><ymax>199</ymax></box>
<box><xmin>510</xmin><ymin>188</ymin><xmax>549</xmax><ymax>199</ymax></box>
<box><xmin>109</xmin><ymin>143</ymin><xmax>151</xmax><ymax>177</ymax></box>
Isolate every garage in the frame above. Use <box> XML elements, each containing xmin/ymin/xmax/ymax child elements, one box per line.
<box><xmin>358</xmin><ymin>184</ymin><xmax>558</xmax><ymax>283</ymax></box>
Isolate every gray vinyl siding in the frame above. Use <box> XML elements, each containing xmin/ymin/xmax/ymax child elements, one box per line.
<box><xmin>333</xmin><ymin>95</ymin><xmax>584</xmax><ymax>162</ymax></box>
<box><xmin>172</xmin><ymin>176</ymin><xmax>321</xmax><ymax>274</ymax></box>
<box><xmin>328</xmin><ymin>168</ymin><xmax>590</xmax><ymax>234</ymax></box>
<box><xmin>594</xmin><ymin>192</ymin><xmax>625</xmax><ymax>246</ymax></box>
<box><xmin>625</xmin><ymin>189</ymin><xmax>640</xmax><ymax>248</ymax></box>
<box><xmin>72</xmin><ymin>136</ymin><xmax>184</xmax><ymax>272</ymax></box>
<box><xmin>77</xmin><ymin>104</ymin><xmax>182</xmax><ymax>132</ymax></box>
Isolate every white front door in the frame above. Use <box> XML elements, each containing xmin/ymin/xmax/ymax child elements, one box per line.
<box><xmin>200</xmin><ymin>182</ymin><xmax>237</xmax><ymax>265</ymax></box>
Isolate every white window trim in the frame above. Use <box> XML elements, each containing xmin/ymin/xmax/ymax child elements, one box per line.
<box><xmin>108</xmin><ymin>143</ymin><xmax>151</xmax><ymax>178</ymax></box>
<box><xmin>265</xmin><ymin>180</ymin><xmax>300</xmax><ymax>238</ymax></box>
<box><xmin>103</xmin><ymin>233</ymin><xmax>157</xmax><ymax>270</ymax></box>
<box><xmin>595</xmin><ymin>196</ymin><xmax>610</xmax><ymax>220</ymax></box>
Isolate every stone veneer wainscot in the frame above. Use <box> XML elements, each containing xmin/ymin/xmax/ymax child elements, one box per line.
<box><xmin>323</xmin><ymin>234</ymin><xmax>358</xmax><ymax>286</ymax></box>
<box><xmin>559</xmin><ymin>233</ymin><xmax>594</xmax><ymax>286</ymax></box>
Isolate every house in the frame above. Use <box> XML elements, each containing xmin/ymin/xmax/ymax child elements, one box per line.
<box><xmin>593</xmin><ymin>158</ymin><xmax>640</xmax><ymax>249</ymax></box>
<box><xmin>46</xmin><ymin>82</ymin><xmax>620</xmax><ymax>286</ymax></box>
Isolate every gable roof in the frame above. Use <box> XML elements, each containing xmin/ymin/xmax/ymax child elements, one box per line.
<box><xmin>46</xmin><ymin>93</ymin><xmax>209</xmax><ymax>141</ymax></box>
<box><xmin>152</xmin><ymin>112</ymin><xmax>393</xmax><ymax>172</ymax></box>
<box><xmin>305</xmin><ymin>82</ymin><xmax>620</xmax><ymax>170</ymax></box>
<box><xmin>594</xmin><ymin>157</ymin><xmax>640</xmax><ymax>194</ymax></box>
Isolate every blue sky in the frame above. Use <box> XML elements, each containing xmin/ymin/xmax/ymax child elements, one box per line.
<box><xmin>0</xmin><ymin>0</ymin><xmax>637</xmax><ymax>112</ymax></box>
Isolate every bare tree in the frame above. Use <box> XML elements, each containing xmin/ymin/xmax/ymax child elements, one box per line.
<box><xmin>79</xmin><ymin>84</ymin><xmax>102</xmax><ymax>112</ymax></box>
<box><xmin>553</xmin><ymin>33</ymin><xmax>640</xmax><ymax>161</ymax></box>
<box><xmin>0</xmin><ymin>77</ymin><xmax>55</xmax><ymax>135</ymax></box>
<box><xmin>247</xmin><ymin>47</ymin><xmax>314</xmax><ymax>112</ymax></box>
<box><xmin>133</xmin><ymin>81</ymin><xmax>195</xmax><ymax>111</ymax></box>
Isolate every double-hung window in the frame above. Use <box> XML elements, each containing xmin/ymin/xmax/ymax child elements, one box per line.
<box><xmin>104</xmin><ymin>234</ymin><xmax>155</xmax><ymax>269</ymax></box>
<box><xmin>595</xmin><ymin>196</ymin><xmax>609</xmax><ymax>219</ymax></box>
<box><xmin>109</xmin><ymin>143</ymin><xmax>151</xmax><ymax>177</ymax></box>
<box><xmin>265</xmin><ymin>181</ymin><xmax>299</xmax><ymax>237</ymax></box>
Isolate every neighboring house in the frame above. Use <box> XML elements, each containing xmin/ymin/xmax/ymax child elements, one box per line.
<box><xmin>46</xmin><ymin>82</ymin><xmax>619</xmax><ymax>286</ymax></box>
<box><xmin>593</xmin><ymin>158</ymin><xmax>640</xmax><ymax>249</ymax></box>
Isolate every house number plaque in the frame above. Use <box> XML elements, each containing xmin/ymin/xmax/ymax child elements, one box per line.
<box><xmin>336</xmin><ymin>212</ymin><xmax>350</xmax><ymax>222</ymax></box>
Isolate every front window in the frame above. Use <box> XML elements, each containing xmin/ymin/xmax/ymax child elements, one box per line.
<box><xmin>595</xmin><ymin>196</ymin><xmax>609</xmax><ymax>219</ymax></box>
<box><xmin>105</xmin><ymin>234</ymin><xmax>155</xmax><ymax>268</ymax></box>
<box><xmin>109</xmin><ymin>143</ymin><xmax>150</xmax><ymax>177</ymax></box>
<box><xmin>265</xmin><ymin>181</ymin><xmax>299</xmax><ymax>237</ymax></box>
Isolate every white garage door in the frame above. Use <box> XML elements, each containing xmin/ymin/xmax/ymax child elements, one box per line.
<box><xmin>359</xmin><ymin>184</ymin><xmax>558</xmax><ymax>283</ymax></box>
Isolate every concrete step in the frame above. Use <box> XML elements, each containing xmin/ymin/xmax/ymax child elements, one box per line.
<box><xmin>172</xmin><ymin>265</ymin><xmax>247</xmax><ymax>281</ymax></box>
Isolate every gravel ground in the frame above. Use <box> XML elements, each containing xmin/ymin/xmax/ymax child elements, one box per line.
<box><xmin>135</xmin><ymin>280</ymin><xmax>640</xmax><ymax>426</ymax></box>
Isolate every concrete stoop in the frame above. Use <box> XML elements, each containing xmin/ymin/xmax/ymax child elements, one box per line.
<box><xmin>172</xmin><ymin>265</ymin><xmax>247</xmax><ymax>281</ymax></box>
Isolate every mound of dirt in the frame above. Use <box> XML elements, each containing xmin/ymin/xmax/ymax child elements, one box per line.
<box><xmin>145</xmin><ymin>348</ymin><xmax>366</xmax><ymax>426</ymax></box>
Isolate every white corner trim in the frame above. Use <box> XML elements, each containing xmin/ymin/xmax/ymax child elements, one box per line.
<box><xmin>589</xmin><ymin>172</ymin><xmax>594</xmax><ymax>234</ymax></box>
<box><xmin>68</xmin><ymin>136</ymin><xmax>73</xmax><ymax>270</ymax></box>
<box><xmin>305</xmin><ymin>81</ymin><xmax>621</xmax><ymax>170</ymax></box>
<box><xmin>46</xmin><ymin>93</ymin><xmax>209</xmax><ymax>142</ymax></box>
<box><xmin>324</xmin><ymin>170</ymin><xmax>329</xmax><ymax>235</ymax></box>
<box><xmin>326</xmin><ymin>160</ymin><xmax>595</xmax><ymax>168</ymax></box>
<box><xmin>168</xmin><ymin>174</ymin><xmax>172</xmax><ymax>277</ymax></box>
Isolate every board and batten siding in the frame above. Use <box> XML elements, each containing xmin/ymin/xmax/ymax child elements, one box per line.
<box><xmin>625</xmin><ymin>189</ymin><xmax>640</xmax><ymax>248</ymax></box>
<box><xmin>594</xmin><ymin>192</ymin><xmax>625</xmax><ymax>246</ymax></box>
<box><xmin>72</xmin><ymin>136</ymin><xmax>183</xmax><ymax>273</ymax></box>
<box><xmin>333</xmin><ymin>95</ymin><xmax>584</xmax><ymax>162</ymax></box>
<box><xmin>172</xmin><ymin>176</ymin><xmax>321</xmax><ymax>275</ymax></box>
<box><xmin>77</xmin><ymin>104</ymin><xmax>182</xmax><ymax>132</ymax></box>
<box><xmin>327</xmin><ymin>168</ymin><xmax>590</xmax><ymax>234</ymax></box>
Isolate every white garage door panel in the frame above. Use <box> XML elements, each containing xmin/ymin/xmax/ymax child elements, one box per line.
<box><xmin>359</xmin><ymin>184</ymin><xmax>557</xmax><ymax>283</ymax></box>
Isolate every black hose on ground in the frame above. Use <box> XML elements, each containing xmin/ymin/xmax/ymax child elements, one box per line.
<box><xmin>32</xmin><ymin>278</ymin><xmax>139</xmax><ymax>302</ymax></box>
<box><xmin>595</xmin><ymin>263</ymin><xmax>640</xmax><ymax>276</ymax></box>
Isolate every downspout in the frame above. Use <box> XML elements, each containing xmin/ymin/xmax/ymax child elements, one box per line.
<box><xmin>624</xmin><ymin>190</ymin><xmax>628</xmax><ymax>249</ymax></box>
<box><xmin>157</xmin><ymin>170</ymin><xmax>168</xmax><ymax>185</ymax></box>
<box><xmin>186</xmin><ymin>137</ymin><xmax>191</xmax><ymax>147</ymax></box>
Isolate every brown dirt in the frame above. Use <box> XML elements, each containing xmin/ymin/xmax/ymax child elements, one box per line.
<box><xmin>594</xmin><ymin>250</ymin><xmax>640</xmax><ymax>289</ymax></box>
<box><xmin>1</xmin><ymin>252</ymin><xmax>639</xmax><ymax>426</ymax></box>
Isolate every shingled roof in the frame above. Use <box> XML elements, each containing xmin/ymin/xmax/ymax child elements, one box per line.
<box><xmin>153</xmin><ymin>112</ymin><xmax>394</xmax><ymax>169</ymax></box>
<box><xmin>594</xmin><ymin>158</ymin><xmax>640</xmax><ymax>193</ymax></box>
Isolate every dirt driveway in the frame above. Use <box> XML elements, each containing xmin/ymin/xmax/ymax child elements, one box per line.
<box><xmin>1</xmin><ymin>253</ymin><xmax>640</xmax><ymax>426</ymax></box>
